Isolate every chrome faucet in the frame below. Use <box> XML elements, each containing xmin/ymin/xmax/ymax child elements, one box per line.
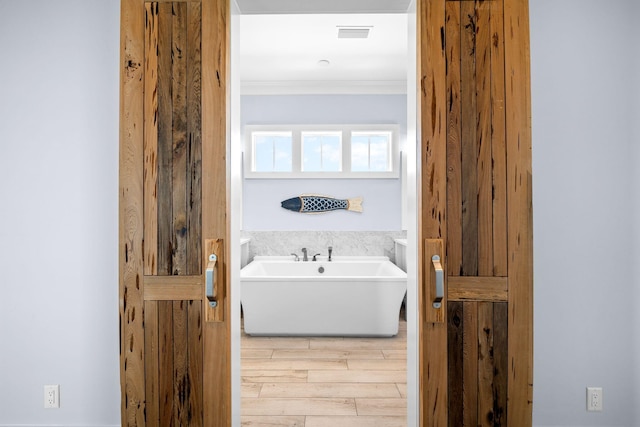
<box><xmin>301</xmin><ymin>248</ymin><xmax>308</xmax><ymax>262</ymax></box>
<box><xmin>290</xmin><ymin>253</ymin><xmax>300</xmax><ymax>262</ymax></box>
<box><xmin>328</xmin><ymin>246</ymin><xmax>333</xmax><ymax>262</ymax></box>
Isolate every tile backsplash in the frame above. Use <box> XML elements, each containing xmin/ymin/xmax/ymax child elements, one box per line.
<box><xmin>241</xmin><ymin>230</ymin><xmax>406</xmax><ymax>264</ymax></box>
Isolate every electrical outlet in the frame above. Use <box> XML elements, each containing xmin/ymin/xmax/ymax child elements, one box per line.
<box><xmin>44</xmin><ymin>384</ymin><xmax>60</xmax><ymax>409</ymax></box>
<box><xmin>587</xmin><ymin>387</ymin><xmax>603</xmax><ymax>412</ymax></box>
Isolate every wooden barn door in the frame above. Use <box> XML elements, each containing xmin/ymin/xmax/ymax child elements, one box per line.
<box><xmin>119</xmin><ymin>0</ymin><xmax>229</xmax><ymax>425</ymax></box>
<box><xmin>418</xmin><ymin>0</ymin><xmax>533</xmax><ymax>425</ymax></box>
<box><xmin>120</xmin><ymin>0</ymin><xmax>532</xmax><ymax>425</ymax></box>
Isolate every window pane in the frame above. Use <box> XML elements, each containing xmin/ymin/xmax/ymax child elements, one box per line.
<box><xmin>302</xmin><ymin>132</ymin><xmax>341</xmax><ymax>172</ymax></box>
<box><xmin>273</xmin><ymin>137</ymin><xmax>292</xmax><ymax>171</ymax></box>
<box><xmin>351</xmin><ymin>135</ymin><xmax>369</xmax><ymax>172</ymax></box>
<box><xmin>253</xmin><ymin>133</ymin><xmax>292</xmax><ymax>172</ymax></box>
<box><xmin>369</xmin><ymin>136</ymin><xmax>390</xmax><ymax>171</ymax></box>
<box><xmin>351</xmin><ymin>132</ymin><xmax>391</xmax><ymax>172</ymax></box>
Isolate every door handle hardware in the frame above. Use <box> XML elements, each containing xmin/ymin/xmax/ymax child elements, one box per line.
<box><xmin>432</xmin><ymin>255</ymin><xmax>443</xmax><ymax>309</ymax></box>
<box><xmin>205</xmin><ymin>254</ymin><xmax>218</xmax><ymax>308</ymax></box>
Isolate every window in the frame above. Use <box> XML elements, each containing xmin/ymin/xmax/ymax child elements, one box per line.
<box><xmin>244</xmin><ymin>124</ymin><xmax>399</xmax><ymax>178</ymax></box>
<box><xmin>251</xmin><ymin>132</ymin><xmax>292</xmax><ymax>172</ymax></box>
<box><xmin>302</xmin><ymin>132</ymin><xmax>342</xmax><ymax>172</ymax></box>
<box><xmin>351</xmin><ymin>131</ymin><xmax>392</xmax><ymax>172</ymax></box>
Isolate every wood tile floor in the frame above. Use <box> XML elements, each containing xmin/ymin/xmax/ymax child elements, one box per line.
<box><xmin>241</xmin><ymin>319</ymin><xmax>407</xmax><ymax>426</ymax></box>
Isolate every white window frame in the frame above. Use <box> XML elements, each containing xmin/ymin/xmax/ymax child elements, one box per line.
<box><xmin>244</xmin><ymin>124</ymin><xmax>399</xmax><ymax>179</ymax></box>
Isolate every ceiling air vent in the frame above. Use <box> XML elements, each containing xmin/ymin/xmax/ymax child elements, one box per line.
<box><xmin>337</xmin><ymin>26</ymin><xmax>372</xmax><ymax>39</ymax></box>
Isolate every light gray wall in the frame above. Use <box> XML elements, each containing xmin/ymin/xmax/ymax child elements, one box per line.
<box><xmin>530</xmin><ymin>1</ymin><xmax>638</xmax><ymax>426</ymax></box>
<box><xmin>633</xmin><ymin>1</ymin><xmax>640</xmax><ymax>425</ymax></box>
<box><xmin>0</xmin><ymin>1</ymin><xmax>639</xmax><ymax>426</ymax></box>
<box><xmin>241</xmin><ymin>95</ymin><xmax>406</xmax><ymax>231</ymax></box>
<box><xmin>0</xmin><ymin>1</ymin><xmax>120</xmax><ymax>426</ymax></box>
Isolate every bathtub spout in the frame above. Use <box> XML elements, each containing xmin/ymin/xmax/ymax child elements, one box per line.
<box><xmin>301</xmin><ymin>248</ymin><xmax>308</xmax><ymax>261</ymax></box>
<box><xmin>290</xmin><ymin>253</ymin><xmax>300</xmax><ymax>262</ymax></box>
<box><xmin>328</xmin><ymin>246</ymin><xmax>333</xmax><ymax>262</ymax></box>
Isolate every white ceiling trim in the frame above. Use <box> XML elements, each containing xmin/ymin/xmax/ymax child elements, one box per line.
<box><xmin>241</xmin><ymin>80</ymin><xmax>407</xmax><ymax>95</ymax></box>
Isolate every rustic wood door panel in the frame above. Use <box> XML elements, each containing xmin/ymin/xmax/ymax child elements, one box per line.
<box><xmin>144</xmin><ymin>300</ymin><xmax>203</xmax><ymax>425</ymax></box>
<box><xmin>448</xmin><ymin>301</ymin><xmax>508</xmax><ymax>426</ymax></box>
<box><xmin>120</xmin><ymin>0</ymin><xmax>229</xmax><ymax>425</ymax></box>
<box><xmin>419</xmin><ymin>0</ymin><xmax>532</xmax><ymax>425</ymax></box>
<box><xmin>445</xmin><ymin>0</ymin><xmax>508</xmax><ymax>279</ymax></box>
<box><xmin>144</xmin><ymin>1</ymin><xmax>203</xmax><ymax>278</ymax></box>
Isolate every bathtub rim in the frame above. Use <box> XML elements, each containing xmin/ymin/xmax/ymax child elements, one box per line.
<box><xmin>240</xmin><ymin>255</ymin><xmax>408</xmax><ymax>280</ymax></box>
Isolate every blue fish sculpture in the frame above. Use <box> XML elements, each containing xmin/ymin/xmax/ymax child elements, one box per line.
<box><xmin>281</xmin><ymin>194</ymin><xmax>363</xmax><ymax>214</ymax></box>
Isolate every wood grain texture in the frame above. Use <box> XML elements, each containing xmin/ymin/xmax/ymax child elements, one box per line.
<box><xmin>494</xmin><ymin>302</ymin><xmax>509</xmax><ymax>426</ymax></box>
<box><xmin>156</xmin><ymin>2</ymin><xmax>173</xmax><ymax>276</ymax></box>
<box><xmin>445</xmin><ymin>1</ymin><xmax>462</xmax><ymax>277</ymax></box>
<box><xmin>490</xmin><ymin>0</ymin><xmax>508</xmax><ymax>277</ymax></box>
<box><xmin>142</xmin><ymin>299</ymin><xmax>203</xmax><ymax>426</ymax></box>
<box><xmin>446</xmin><ymin>301</ymin><xmax>463</xmax><ymax>427</ymax></box>
<box><xmin>148</xmin><ymin>2</ymin><xmax>203</xmax><ymax>277</ymax></box>
<box><xmin>144</xmin><ymin>300</ymin><xmax>160</xmax><ymax>425</ymax></box>
<box><xmin>186</xmin><ymin>1</ymin><xmax>203</xmax><ymax>275</ymax></box>
<box><xmin>447</xmin><ymin>301</ymin><xmax>508</xmax><ymax>426</ymax></box>
<box><xmin>422</xmin><ymin>323</ymin><xmax>448</xmax><ymax>427</ymax></box>
<box><xmin>144</xmin><ymin>275</ymin><xmax>203</xmax><ymax>301</ymax></box>
<box><xmin>445</xmin><ymin>0</ymin><xmax>510</xmax><ymax>279</ymax></box>
<box><xmin>448</xmin><ymin>301</ymin><xmax>479</xmax><ymax>427</ymax></box>
<box><xmin>122</xmin><ymin>1</ymin><xmax>219</xmax><ymax>425</ymax></box>
<box><xmin>460</xmin><ymin>0</ymin><xmax>478</xmax><ymax>277</ymax></box>
<box><xmin>504</xmin><ymin>0</ymin><xmax>534</xmax><ymax>424</ymax></box>
<box><xmin>201</xmin><ymin>0</ymin><xmax>228</xmax><ymax>239</ymax></box>
<box><xmin>188</xmin><ymin>300</ymin><xmax>204</xmax><ymax>423</ymax></box>
<box><xmin>462</xmin><ymin>302</ymin><xmax>479</xmax><ymax>427</ymax></box>
<box><xmin>201</xmin><ymin>0</ymin><xmax>231</xmax><ymax>425</ymax></box>
<box><xmin>476</xmin><ymin>1</ymin><xmax>494</xmax><ymax>277</ymax></box>
<box><xmin>159</xmin><ymin>300</ymin><xmax>175</xmax><ymax>424</ymax></box>
<box><xmin>172</xmin><ymin>300</ymin><xmax>189</xmax><ymax>425</ymax></box>
<box><xmin>419</xmin><ymin>0</ymin><xmax>448</xmax><ymax>425</ymax></box>
<box><xmin>144</xmin><ymin>2</ymin><xmax>159</xmax><ymax>276</ymax></box>
<box><xmin>426</xmin><ymin>2</ymin><xmax>531</xmax><ymax>425</ymax></box>
<box><xmin>448</xmin><ymin>276</ymin><xmax>508</xmax><ymax>302</ymax></box>
<box><xmin>119</xmin><ymin>0</ymin><xmax>146</xmax><ymax>424</ymax></box>
<box><xmin>171</xmin><ymin>2</ymin><xmax>189</xmax><ymax>276</ymax></box>
<box><xmin>477</xmin><ymin>302</ymin><xmax>495</xmax><ymax>426</ymax></box>
<box><xmin>419</xmin><ymin>0</ymin><xmax>447</xmax><ymax>242</ymax></box>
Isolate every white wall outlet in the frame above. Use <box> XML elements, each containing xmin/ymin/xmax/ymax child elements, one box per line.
<box><xmin>44</xmin><ymin>384</ymin><xmax>60</xmax><ymax>409</ymax></box>
<box><xmin>586</xmin><ymin>386</ymin><xmax>603</xmax><ymax>412</ymax></box>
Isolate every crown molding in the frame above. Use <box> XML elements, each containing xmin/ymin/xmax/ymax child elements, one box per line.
<box><xmin>240</xmin><ymin>80</ymin><xmax>407</xmax><ymax>95</ymax></box>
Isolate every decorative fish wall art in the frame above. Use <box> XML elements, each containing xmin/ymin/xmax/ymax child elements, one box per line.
<box><xmin>281</xmin><ymin>194</ymin><xmax>363</xmax><ymax>214</ymax></box>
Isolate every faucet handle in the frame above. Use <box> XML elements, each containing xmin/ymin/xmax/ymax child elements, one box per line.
<box><xmin>312</xmin><ymin>253</ymin><xmax>321</xmax><ymax>261</ymax></box>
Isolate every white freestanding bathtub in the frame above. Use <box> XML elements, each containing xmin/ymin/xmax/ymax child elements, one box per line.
<box><xmin>240</xmin><ymin>256</ymin><xmax>407</xmax><ymax>337</ymax></box>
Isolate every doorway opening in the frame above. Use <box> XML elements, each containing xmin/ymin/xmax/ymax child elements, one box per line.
<box><xmin>229</xmin><ymin>2</ymin><xmax>419</xmax><ymax>425</ymax></box>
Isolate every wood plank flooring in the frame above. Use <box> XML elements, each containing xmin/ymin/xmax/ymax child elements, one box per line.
<box><xmin>241</xmin><ymin>319</ymin><xmax>407</xmax><ymax>426</ymax></box>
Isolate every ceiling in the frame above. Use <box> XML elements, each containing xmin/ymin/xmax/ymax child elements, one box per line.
<box><xmin>235</xmin><ymin>0</ymin><xmax>412</xmax><ymax>14</ymax></box>
<box><xmin>236</xmin><ymin>0</ymin><xmax>410</xmax><ymax>94</ymax></box>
